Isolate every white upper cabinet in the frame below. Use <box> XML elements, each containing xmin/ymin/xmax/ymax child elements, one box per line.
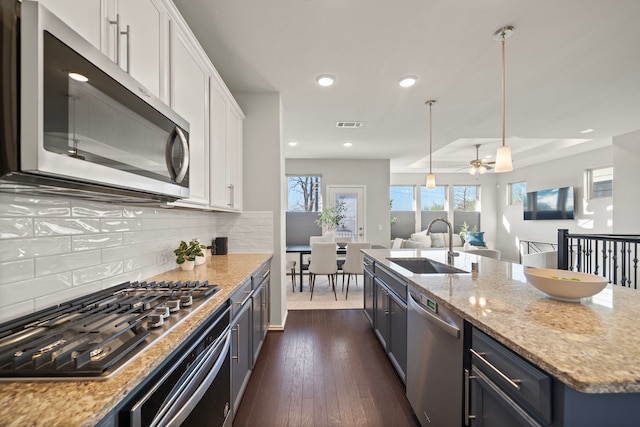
<box><xmin>104</xmin><ymin>0</ymin><xmax>168</xmax><ymax>101</ymax></box>
<box><xmin>169</xmin><ymin>24</ymin><xmax>210</xmax><ymax>208</ymax></box>
<box><xmin>209</xmin><ymin>78</ymin><xmax>244</xmax><ymax>211</ymax></box>
<box><xmin>37</xmin><ymin>0</ymin><xmax>103</xmax><ymax>49</ymax></box>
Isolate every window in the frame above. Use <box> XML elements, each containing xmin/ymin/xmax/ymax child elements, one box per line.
<box><xmin>509</xmin><ymin>182</ymin><xmax>526</xmax><ymax>205</ymax></box>
<box><xmin>390</xmin><ymin>186</ymin><xmax>415</xmax><ymax>211</ymax></box>
<box><xmin>287</xmin><ymin>175</ymin><xmax>322</xmax><ymax>211</ymax></box>
<box><xmin>421</xmin><ymin>185</ymin><xmax>447</xmax><ymax>211</ymax></box>
<box><xmin>453</xmin><ymin>185</ymin><xmax>479</xmax><ymax>211</ymax></box>
<box><xmin>588</xmin><ymin>167</ymin><xmax>613</xmax><ymax>199</ymax></box>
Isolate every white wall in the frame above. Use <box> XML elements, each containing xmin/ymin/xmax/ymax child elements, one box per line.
<box><xmin>612</xmin><ymin>129</ymin><xmax>640</xmax><ymax>233</ymax></box>
<box><xmin>495</xmin><ymin>144</ymin><xmax>614</xmax><ymax>262</ymax></box>
<box><xmin>235</xmin><ymin>92</ymin><xmax>286</xmax><ymax>329</ymax></box>
<box><xmin>286</xmin><ymin>158</ymin><xmax>391</xmax><ymax>248</ymax></box>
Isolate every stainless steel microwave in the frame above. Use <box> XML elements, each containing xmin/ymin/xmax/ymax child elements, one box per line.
<box><xmin>0</xmin><ymin>1</ymin><xmax>190</xmax><ymax>203</ymax></box>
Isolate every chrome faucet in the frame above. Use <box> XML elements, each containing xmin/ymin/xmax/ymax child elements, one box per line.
<box><xmin>426</xmin><ymin>218</ymin><xmax>460</xmax><ymax>265</ymax></box>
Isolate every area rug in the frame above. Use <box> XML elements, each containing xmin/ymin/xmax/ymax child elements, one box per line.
<box><xmin>286</xmin><ymin>273</ymin><xmax>364</xmax><ymax>310</ymax></box>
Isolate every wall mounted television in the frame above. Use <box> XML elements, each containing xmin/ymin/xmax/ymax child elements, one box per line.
<box><xmin>524</xmin><ymin>186</ymin><xmax>575</xmax><ymax>220</ymax></box>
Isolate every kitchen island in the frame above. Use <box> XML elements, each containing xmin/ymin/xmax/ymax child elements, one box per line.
<box><xmin>364</xmin><ymin>248</ymin><xmax>640</xmax><ymax>426</ymax></box>
<box><xmin>0</xmin><ymin>253</ymin><xmax>271</xmax><ymax>427</ymax></box>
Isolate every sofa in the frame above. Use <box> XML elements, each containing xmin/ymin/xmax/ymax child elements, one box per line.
<box><xmin>390</xmin><ymin>230</ymin><xmax>495</xmax><ymax>253</ymax></box>
<box><xmin>390</xmin><ymin>230</ymin><xmax>500</xmax><ymax>259</ymax></box>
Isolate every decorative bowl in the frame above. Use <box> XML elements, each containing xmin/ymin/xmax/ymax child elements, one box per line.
<box><xmin>524</xmin><ymin>268</ymin><xmax>608</xmax><ymax>302</ymax></box>
<box><xmin>336</xmin><ymin>242</ymin><xmax>348</xmax><ymax>249</ymax></box>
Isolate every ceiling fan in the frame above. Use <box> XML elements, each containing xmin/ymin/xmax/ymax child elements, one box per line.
<box><xmin>465</xmin><ymin>144</ymin><xmax>495</xmax><ymax>175</ymax></box>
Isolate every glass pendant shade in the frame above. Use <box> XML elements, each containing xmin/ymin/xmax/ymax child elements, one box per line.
<box><xmin>469</xmin><ymin>166</ymin><xmax>476</xmax><ymax>175</ymax></box>
<box><xmin>479</xmin><ymin>165</ymin><xmax>487</xmax><ymax>174</ymax></box>
<box><xmin>494</xmin><ymin>145</ymin><xmax>513</xmax><ymax>172</ymax></box>
<box><xmin>426</xmin><ymin>173</ymin><xmax>436</xmax><ymax>189</ymax></box>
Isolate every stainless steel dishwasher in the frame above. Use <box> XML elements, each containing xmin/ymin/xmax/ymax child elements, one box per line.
<box><xmin>407</xmin><ymin>288</ymin><xmax>464</xmax><ymax>427</ymax></box>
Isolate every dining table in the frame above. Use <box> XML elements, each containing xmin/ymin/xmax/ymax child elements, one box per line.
<box><xmin>286</xmin><ymin>244</ymin><xmax>347</xmax><ymax>292</ymax></box>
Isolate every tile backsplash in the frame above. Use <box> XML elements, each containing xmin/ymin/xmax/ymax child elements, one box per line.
<box><xmin>0</xmin><ymin>193</ymin><xmax>273</xmax><ymax>323</ymax></box>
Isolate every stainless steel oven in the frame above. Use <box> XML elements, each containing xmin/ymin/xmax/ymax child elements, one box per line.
<box><xmin>121</xmin><ymin>304</ymin><xmax>232</xmax><ymax>427</ymax></box>
<box><xmin>0</xmin><ymin>0</ymin><xmax>190</xmax><ymax>203</ymax></box>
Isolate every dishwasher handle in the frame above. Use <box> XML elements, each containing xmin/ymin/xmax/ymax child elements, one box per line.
<box><xmin>408</xmin><ymin>292</ymin><xmax>460</xmax><ymax>338</ymax></box>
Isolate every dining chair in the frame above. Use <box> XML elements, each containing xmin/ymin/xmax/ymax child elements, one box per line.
<box><xmin>287</xmin><ymin>260</ymin><xmax>297</xmax><ymax>291</ymax></box>
<box><xmin>335</xmin><ymin>236</ymin><xmax>351</xmax><ymax>271</ymax></box>
<box><xmin>308</xmin><ymin>242</ymin><xmax>338</xmax><ymax>301</ymax></box>
<box><xmin>341</xmin><ymin>242</ymin><xmax>371</xmax><ymax>299</ymax></box>
<box><xmin>301</xmin><ymin>236</ymin><xmax>326</xmax><ymax>288</ymax></box>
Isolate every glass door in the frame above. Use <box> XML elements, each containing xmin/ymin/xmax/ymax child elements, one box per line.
<box><xmin>328</xmin><ymin>185</ymin><xmax>366</xmax><ymax>242</ymax></box>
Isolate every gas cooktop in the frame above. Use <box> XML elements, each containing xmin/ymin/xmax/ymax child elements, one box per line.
<box><xmin>0</xmin><ymin>280</ymin><xmax>220</xmax><ymax>380</ymax></box>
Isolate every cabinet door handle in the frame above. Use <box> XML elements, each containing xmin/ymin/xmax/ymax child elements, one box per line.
<box><xmin>471</xmin><ymin>348</ymin><xmax>521</xmax><ymax>390</ymax></box>
<box><xmin>232</xmin><ymin>325</ymin><xmax>240</xmax><ymax>363</ymax></box>
<box><xmin>108</xmin><ymin>14</ymin><xmax>121</xmax><ymax>66</ymax></box>
<box><xmin>464</xmin><ymin>369</ymin><xmax>476</xmax><ymax>425</ymax></box>
<box><xmin>120</xmin><ymin>24</ymin><xmax>130</xmax><ymax>73</ymax></box>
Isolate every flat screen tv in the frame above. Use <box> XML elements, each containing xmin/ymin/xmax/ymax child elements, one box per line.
<box><xmin>524</xmin><ymin>186</ymin><xmax>575</xmax><ymax>220</ymax></box>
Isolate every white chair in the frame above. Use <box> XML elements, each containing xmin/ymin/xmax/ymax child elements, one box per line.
<box><xmin>308</xmin><ymin>242</ymin><xmax>338</xmax><ymax>300</ymax></box>
<box><xmin>341</xmin><ymin>242</ymin><xmax>371</xmax><ymax>299</ymax></box>
<box><xmin>301</xmin><ymin>236</ymin><xmax>326</xmax><ymax>287</ymax></box>
<box><xmin>286</xmin><ymin>260</ymin><xmax>297</xmax><ymax>291</ymax></box>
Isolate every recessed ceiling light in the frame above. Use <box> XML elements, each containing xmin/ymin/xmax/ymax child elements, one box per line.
<box><xmin>398</xmin><ymin>76</ymin><xmax>417</xmax><ymax>88</ymax></box>
<box><xmin>288</xmin><ymin>141</ymin><xmax>298</xmax><ymax>146</ymax></box>
<box><xmin>344</xmin><ymin>142</ymin><xmax>353</xmax><ymax>147</ymax></box>
<box><xmin>316</xmin><ymin>75</ymin><xmax>335</xmax><ymax>87</ymax></box>
<box><xmin>580</xmin><ymin>128</ymin><xmax>595</xmax><ymax>134</ymax></box>
<box><xmin>68</xmin><ymin>72</ymin><xmax>88</xmax><ymax>82</ymax></box>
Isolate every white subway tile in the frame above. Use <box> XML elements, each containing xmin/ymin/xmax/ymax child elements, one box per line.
<box><xmin>123</xmin><ymin>230</ymin><xmax>158</xmax><ymax>245</ymax></box>
<box><xmin>102</xmin><ymin>270</ymin><xmax>144</xmax><ymax>289</ymax></box>
<box><xmin>0</xmin><ymin>259</ymin><xmax>34</xmax><ymax>285</ymax></box>
<box><xmin>0</xmin><ymin>218</ymin><xmax>33</xmax><ymax>239</ymax></box>
<box><xmin>73</xmin><ymin>261</ymin><xmax>124</xmax><ymax>286</ymax></box>
<box><xmin>0</xmin><ymin>194</ymin><xmax>71</xmax><ymax>217</ymax></box>
<box><xmin>34</xmin><ymin>218</ymin><xmax>100</xmax><ymax>236</ymax></box>
<box><xmin>71</xmin><ymin>201</ymin><xmax>123</xmax><ymax>217</ymax></box>
<box><xmin>72</xmin><ymin>233</ymin><xmax>123</xmax><ymax>251</ymax></box>
<box><xmin>35</xmin><ymin>281</ymin><xmax>102</xmax><ymax>311</ymax></box>
<box><xmin>0</xmin><ymin>273</ymin><xmax>72</xmax><ymax>307</ymax></box>
<box><xmin>0</xmin><ymin>300</ymin><xmax>35</xmax><ymax>323</ymax></box>
<box><xmin>35</xmin><ymin>250</ymin><xmax>101</xmax><ymax>276</ymax></box>
<box><xmin>123</xmin><ymin>206</ymin><xmax>158</xmax><ymax>218</ymax></box>
<box><xmin>124</xmin><ymin>253</ymin><xmax>156</xmax><ymax>272</ymax></box>
<box><xmin>101</xmin><ymin>243</ymin><xmax>144</xmax><ymax>263</ymax></box>
<box><xmin>0</xmin><ymin>236</ymin><xmax>71</xmax><ymax>262</ymax></box>
<box><xmin>100</xmin><ymin>218</ymin><xmax>142</xmax><ymax>232</ymax></box>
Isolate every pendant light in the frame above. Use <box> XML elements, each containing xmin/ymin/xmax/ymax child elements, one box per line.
<box><xmin>425</xmin><ymin>100</ymin><xmax>437</xmax><ymax>189</ymax></box>
<box><xmin>493</xmin><ymin>26</ymin><xmax>514</xmax><ymax>173</ymax></box>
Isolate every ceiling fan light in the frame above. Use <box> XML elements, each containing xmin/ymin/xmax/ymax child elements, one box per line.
<box><xmin>426</xmin><ymin>173</ymin><xmax>436</xmax><ymax>189</ymax></box>
<box><xmin>469</xmin><ymin>166</ymin><xmax>477</xmax><ymax>175</ymax></box>
<box><xmin>479</xmin><ymin>165</ymin><xmax>487</xmax><ymax>174</ymax></box>
<box><xmin>494</xmin><ymin>145</ymin><xmax>513</xmax><ymax>172</ymax></box>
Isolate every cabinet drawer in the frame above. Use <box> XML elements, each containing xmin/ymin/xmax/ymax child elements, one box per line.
<box><xmin>252</xmin><ymin>262</ymin><xmax>270</xmax><ymax>289</ymax></box>
<box><xmin>374</xmin><ymin>264</ymin><xmax>407</xmax><ymax>301</ymax></box>
<box><xmin>472</xmin><ymin>328</ymin><xmax>552</xmax><ymax>424</ymax></box>
<box><xmin>230</xmin><ymin>279</ymin><xmax>252</xmax><ymax>319</ymax></box>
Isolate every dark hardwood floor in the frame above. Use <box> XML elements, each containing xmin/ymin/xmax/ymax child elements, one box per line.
<box><xmin>233</xmin><ymin>309</ymin><xmax>419</xmax><ymax>427</ymax></box>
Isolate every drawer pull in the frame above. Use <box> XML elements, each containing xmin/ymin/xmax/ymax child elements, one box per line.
<box><xmin>471</xmin><ymin>348</ymin><xmax>522</xmax><ymax>391</ymax></box>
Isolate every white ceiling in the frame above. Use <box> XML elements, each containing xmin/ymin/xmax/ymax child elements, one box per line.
<box><xmin>173</xmin><ymin>0</ymin><xmax>640</xmax><ymax>173</ymax></box>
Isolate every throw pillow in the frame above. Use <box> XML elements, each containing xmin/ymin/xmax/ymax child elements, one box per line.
<box><xmin>412</xmin><ymin>234</ymin><xmax>432</xmax><ymax>247</ymax></box>
<box><xmin>451</xmin><ymin>234</ymin><xmax>463</xmax><ymax>247</ymax></box>
<box><xmin>468</xmin><ymin>232</ymin><xmax>485</xmax><ymax>247</ymax></box>
<box><xmin>392</xmin><ymin>237</ymin><xmax>404</xmax><ymax>249</ymax></box>
<box><xmin>430</xmin><ymin>233</ymin><xmax>446</xmax><ymax>247</ymax></box>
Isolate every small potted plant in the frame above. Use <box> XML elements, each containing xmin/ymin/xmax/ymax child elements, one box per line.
<box><xmin>174</xmin><ymin>240</ymin><xmax>205</xmax><ymax>270</ymax></box>
<box><xmin>315</xmin><ymin>202</ymin><xmax>346</xmax><ymax>241</ymax></box>
<box><xmin>193</xmin><ymin>240</ymin><xmax>207</xmax><ymax>265</ymax></box>
<box><xmin>459</xmin><ymin>222</ymin><xmax>478</xmax><ymax>249</ymax></box>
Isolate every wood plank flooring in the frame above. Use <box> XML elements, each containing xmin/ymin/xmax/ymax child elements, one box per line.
<box><xmin>233</xmin><ymin>310</ymin><xmax>420</xmax><ymax>427</ymax></box>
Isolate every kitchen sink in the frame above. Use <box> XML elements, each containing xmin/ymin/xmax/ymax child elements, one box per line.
<box><xmin>387</xmin><ymin>258</ymin><xmax>469</xmax><ymax>274</ymax></box>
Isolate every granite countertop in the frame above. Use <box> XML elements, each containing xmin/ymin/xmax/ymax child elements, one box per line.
<box><xmin>364</xmin><ymin>248</ymin><xmax>640</xmax><ymax>394</ymax></box>
<box><xmin>0</xmin><ymin>253</ymin><xmax>272</xmax><ymax>427</ymax></box>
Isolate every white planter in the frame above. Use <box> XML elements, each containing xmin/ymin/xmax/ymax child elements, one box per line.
<box><xmin>180</xmin><ymin>260</ymin><xmax>195</xmax><ymax>271</ymax></box>
<box><xmin>195</xmin><ymin>255</ymin><xmax>206</xmax><ymax>265</ymax></box>
<box><xmin>324</xmin><ymin>229</ymin><xmax>336</xmax><ymax>242</ymax></box>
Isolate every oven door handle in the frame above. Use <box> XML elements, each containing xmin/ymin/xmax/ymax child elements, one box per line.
<box><xmin>154</xmin><ymin>329</ymin><xmax>231</xmax><ymax>427</ymax></box>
